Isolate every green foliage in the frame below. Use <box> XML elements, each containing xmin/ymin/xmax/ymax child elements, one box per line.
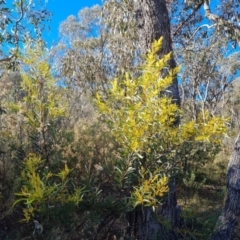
<box><xmin>96</xmin><ymin>38</ymin><xmax>228</xmax><ymax>208</ymax></box>
<box><xmin>181</xmin><ymin>171</ymin><xmax>206</xmax><ymax>204</ymax></box>
<box><xmin>13</xmin><ymin>153</ymin><xmax>84</xmax><ymax>222</ymax></box>
<box><xmin>130</xmin><ymin>167</ymin><xmax>168</xmax><ymax>207</ymax></box>
<box><xmin>8</xmin><ymin>42</ymin><xmax>69</xmax><ymax>161</ymax></box>
<box><xmin>96</xmin><ymin>38</ymin><xmax>179</xmax><ymax>154</ymax></box>
<box><xmin>17</xmin><ymin>42</ymin><xmax>68</xmax><ymax>126</ymax></box>
<box><xmin>0</xmin><ymin>0</ymin><xmax>52</xmax><ymax>70</ymax></box>
<box><xmin>57</xmin><ymin>2</ymin><xmax>138</xmax><ymax>94</ymax></box>
<box><xmin>96</xmin><ymin>38</ymin><xmax>228</xmax><ymax>154</ymax></box>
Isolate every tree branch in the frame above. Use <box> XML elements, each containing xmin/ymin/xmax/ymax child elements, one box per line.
<box><xmin>0</xmin><ymin>55</ymin><xmax>15</xmax><ymax>63</ymax></box>
<box><xmin>14</xmin><ymin>0</ymin><xmax>24</xmax><ymax>45</ymax></box>
<box><xmin>203</xmin><ymin>0</ymin><xmax>240</xmax><ymax>37</ymax></box>
<box><xmin>173</xmin><ymin>2</ymin><xmax>203</xmax><ymax>36</ymax></box>
<box><xmin>188</xmin><ymin>23</ymin><xmax>216</xmax><ymax>43</ymax></box>
<box><xmin>0</xmin><ymin>0</ymin><xmax>24</xmax><ymax>64</ymax></box>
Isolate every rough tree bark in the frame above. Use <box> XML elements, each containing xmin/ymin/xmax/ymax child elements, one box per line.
<box><xmin>128</xmin><ymin>1</ymin><xmax>181</xmax><ymax>239</ymax></box>
<box><xmin>211</xmin><ymin>133</ymin><xmax>240</xmax><ymax>240</ymax></box>
<box><xmin>134</xmin><ymin>0</ymin><xmax>180</xmax><ymax>106</ymax></box>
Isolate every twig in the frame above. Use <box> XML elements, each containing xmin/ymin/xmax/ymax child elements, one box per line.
<box><xmin>173</xmin><ymin>2</ymin><xmax>203</xmax><ymax>37</ymax></box>
<box><xmin>0</xmin><ymin>55</ymin><xmax>15</xmax><ymax>63</ymax></box>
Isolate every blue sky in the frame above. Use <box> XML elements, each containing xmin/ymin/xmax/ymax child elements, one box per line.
<box><xmin>44</xmin><ymin>0</ymin><xmax>102</xmax><ymax>45</ymax></box>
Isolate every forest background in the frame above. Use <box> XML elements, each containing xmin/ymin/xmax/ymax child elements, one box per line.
<box><xmin>0</xmin><ymin>0</ymin><xmax>240</xmax><ymax>239</ymax></box>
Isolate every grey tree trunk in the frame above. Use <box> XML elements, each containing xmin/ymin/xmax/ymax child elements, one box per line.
<box><xmin>128</xmin><ymin>1</ymin><xmax>181</xmax><ymax>239</ymax></box>
<box><xmin>211</xmin><ymin>133</ymin><xmax>240</xmax><ymax>240</ymax></box>
<box><xmin>134</xmin><ymin>0</ymin><xmax>180</xmax><ymax>105</ymax></box>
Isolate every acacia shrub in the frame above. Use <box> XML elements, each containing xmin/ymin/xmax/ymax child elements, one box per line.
<box><xmin>95</xmin><ymin>38</ymin><xmax>228</xmax><ymax>238</ymax></box>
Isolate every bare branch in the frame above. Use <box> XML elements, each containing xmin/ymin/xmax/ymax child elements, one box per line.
<box><xmin>173</xmin><ymin>2</ymin><xmax>203</xmax><ymax>37</ymax></box>
<box><xmin>187</xmin><ymin>23</ymin><xmax>216</xmax><ymax>43</ymax></box>
<box><xmin>0</xmin><ymin>55</ymin><xmax>14</xmax><ymax>63</ymax></box>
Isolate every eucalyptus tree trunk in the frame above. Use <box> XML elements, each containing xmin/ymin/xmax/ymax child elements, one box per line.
<box><xmin>129</xmin><ymin>0</ymin><xmax>181</xmax><ymax>239</ymax></box>
<box><xmin>211</xmin><ymin>133</ymin><xmax>240</xmax><ymax>240</ymax></box>
<box><xmin>134</xmin><ymin>0</ymin><xmax>180</xmax><ymax>106</ymax></box>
